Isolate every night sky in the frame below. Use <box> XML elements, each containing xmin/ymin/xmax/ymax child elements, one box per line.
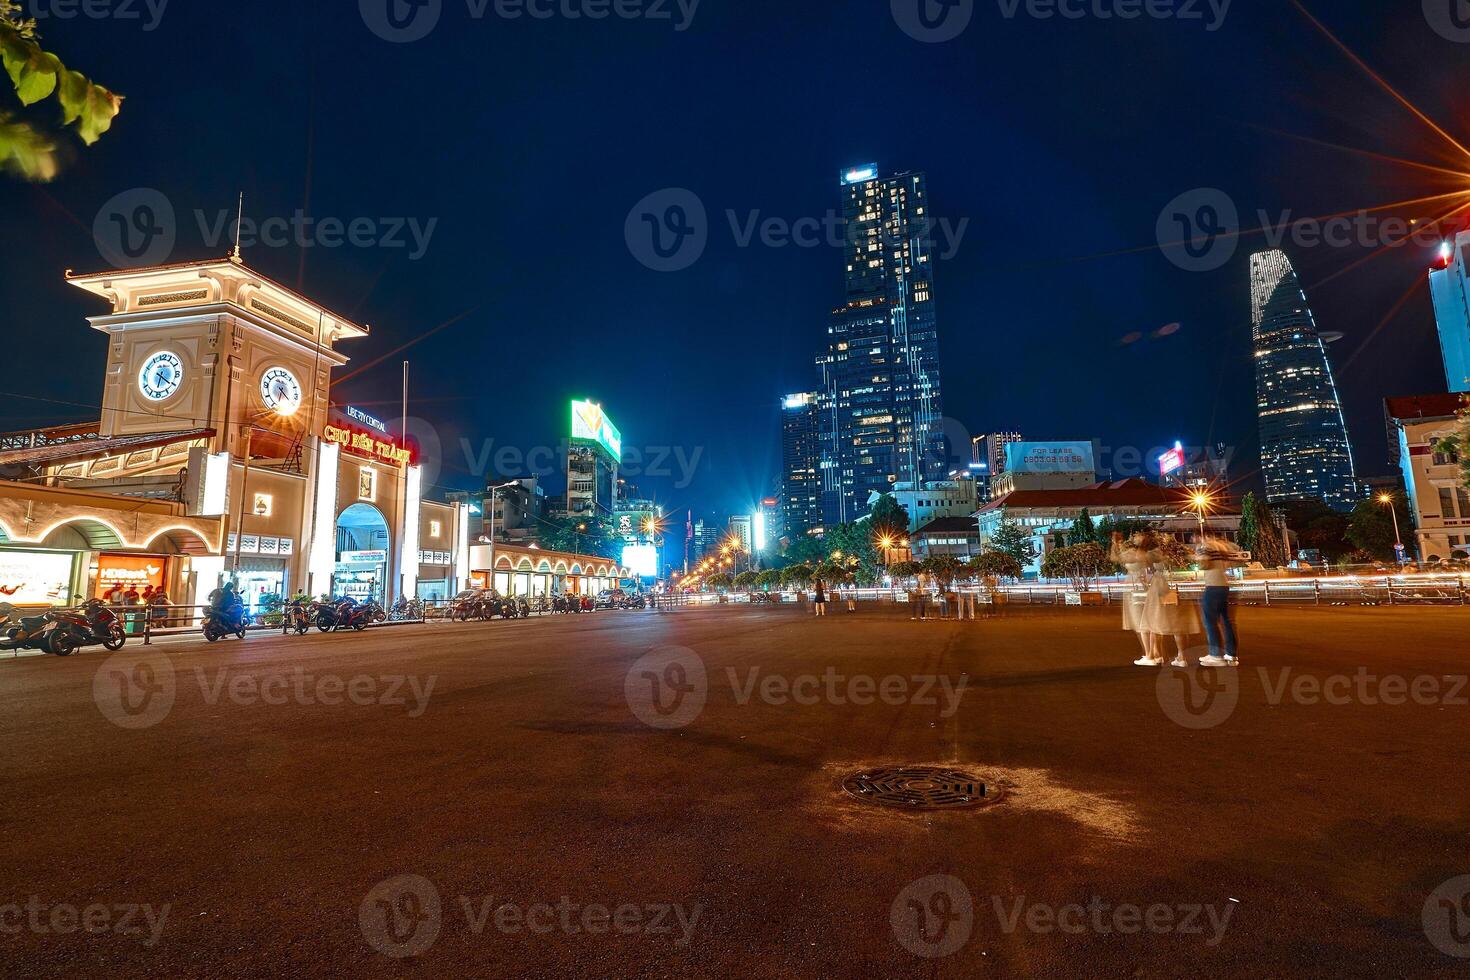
<box><xmin>0</xmin><ymin>0</ymin><xmax>1461</xmax><ymax>523</ymax></box>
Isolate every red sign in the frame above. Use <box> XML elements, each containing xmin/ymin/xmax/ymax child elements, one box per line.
<box><xmin>1158</xmin><ymin>444</ymin><xmax>1186</xmax><ymax>477</ymax></box>
<box><xmin>323</xmin><ymin>421</ymin><xmax>413</xmax><ymax>467</ymax></box>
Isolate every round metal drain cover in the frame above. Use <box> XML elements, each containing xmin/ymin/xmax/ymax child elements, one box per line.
<box><xmin>842</xmin><ymin>766</ymin><xmax>998</xmax><ymax>810</ymax></box>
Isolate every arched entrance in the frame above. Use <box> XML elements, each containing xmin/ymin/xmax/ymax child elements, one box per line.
<box><xmin>335</xmin><ymin>503</ymin><xmax>390</xmax><ymax>602</ymax></box>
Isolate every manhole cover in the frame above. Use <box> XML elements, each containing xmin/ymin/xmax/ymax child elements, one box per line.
<box><xmin>841</xmin><ymin>766</ymin><xmax>999</xmax><ymax>810</ymax></box>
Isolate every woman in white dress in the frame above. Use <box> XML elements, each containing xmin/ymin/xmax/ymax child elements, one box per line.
<box><xmin>1143</xmin><ymin>537</ymin><xmax>1200</xmax><ymax>666</ymax></box>
<box><xmin>1111</xmin><ymin>532</ymin><xmax>1160</xmax><ymax>666</ymax></box>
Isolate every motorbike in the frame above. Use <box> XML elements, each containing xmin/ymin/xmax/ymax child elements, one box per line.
<box><xmin>389</xmin><ymin>597</ymin><xmax>424</xmax><ymax>622</ymax></box>
<box><xmin>318</xmin><ymin>597</ymin><xmax>382</xmax><ymax>632</ymax></box>
<box><xmin>202</xmin><ymin>604</ymin><xmax>251</xmax><ymax>642</ymax></box>
<box><xmin>284</xmin><ymin>595</ymin><xmax>312</xmax><ymax>635</ymax></box>
<box><xmin>49</xmin><ymin>599</ymin><xmax>127</xmax><ymax>654</ymax></box>
<box><xmin>0</xmin><ymin>603</ymin><xmax>69</xmax><ymax>655</ymax></box>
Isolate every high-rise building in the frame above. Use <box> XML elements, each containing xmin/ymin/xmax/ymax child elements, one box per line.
<box><xmin>1427</xmin><ymin>234</ymin><xmax>1470</xmax><ymax>393</ymax></box>
<box><xmin>817</xmin><ymin>164</ymin><xmax>946</xmax><ymax>527</ymax></box>
<box><xmin>565</xmin><ymin>399</ymin><xmax>621</xmax><ymax>520</ymax></box>
<box><xmin>970</xmin><ymin>431</ymin><xmax>1022</xmax><ymax>500</ymax></box>
<box><xmin>780</xmin><ymin>391</ymin><xmax>824</xmax><ymax>538</ymax></box>
<box><xmin>1249</xmin><ymin>249</ymin><xmax>1360</xmax><ymax>511</ymax></box>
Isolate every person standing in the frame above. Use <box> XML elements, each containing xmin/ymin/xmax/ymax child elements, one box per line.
<box><xmin>1112</xmin><ymin>532</ymin><xmax>1160</xmax><ymax>666</ymax></box>
<box><xmin>1143</xmin><ymin>537</ymin><xmax>1200</xmax><ymax>667</ymax></box>
<box><xmin>813</xmin><ymin>577</ymin><xmax>827</xmax><ymax>617</ymax></box>
<box><xmin>1197</xmin><ymin>538</ymin><xmax>1241</xmax><ymax>666</ymax></box>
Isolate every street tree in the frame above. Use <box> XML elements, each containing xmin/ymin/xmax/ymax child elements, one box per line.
<box><xmin>920</xmin><ymin>555</ymin><xmax>966</xmax><ymax>590</ymax></box>
<box><xmin>888</xmin><ymin>560</ymin><xmax>922</xmax><ymax>583</ymax></box>
<box><xmin>990</xmin><ymin>517</ymin><xmax>1037</xmax><ymax>565</ymax></box>
<box><xmin>1040</xmin><ymin>542</ymin><xmax>1114</xmax><ymax>590</ymax></box>
<box><xmin>754</xmin><ymin>569</ymin><xmax>782</xmax><ymax>591</ymax></box>
<box><xmin>1069</xmin><ymin>508</ymin><xmax>1096</xmax><ymax>546</ymax></box>
<box><xmin>705</xmin><ymin>573</ymin><xmax>733</xmax><ymax>592</ymax></box>
<box><xmin>867</xmin><ymin>493</ymin><xmax>910</xmax><ymax>538</ymax></box>
<box><xmin>1239</xmin><ymin>492</ymin><xmax>1287</xmax><ymax>567</ymax></box>
<box><xmin>733</xmin><ymin>570</ymin><xmax>759</xmax><ymax>590</ymax></box>
<box><xmin>968</xmin><ymin>550</ymin><xmax>1023</xmax><ymax>583</ymax></box>
<box><xmin>1346</xmin><ymin>495</ymin><xmax>1412</xmax><ymax>562</ymax></box>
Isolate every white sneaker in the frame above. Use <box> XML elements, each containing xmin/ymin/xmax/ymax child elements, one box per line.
<box><xmin>1198</xmin><ymin>655</ymin><xmax>1229</xmax><ymax>667</ymax></box>
<box><xmin>1134</xmin><ymin>657</ymin><xmax>1161</xmax><ymax>667</ymax></box>
<box><xmin>1169</xmin><ymin>656</ymin><xmax>1188</xmax><ymax>667</ymax></box>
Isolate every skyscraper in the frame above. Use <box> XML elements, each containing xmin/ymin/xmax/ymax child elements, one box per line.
<box><xmin>970</xmin><ymin>431</ymin><xmax>1023</xmax><ymax>500</ymax></box>
<box><xmin>780</xmin><ymin>391</ymin><xmax>824</xmax><ymax>538</ymax></box>
<box><xmin>1427</xmin><ymin>233</ymin><xmax>1470</xmax><ymax>393</ymax></box>
<box><xmin>817</xmin><ymin>164</ymin><xmax>946</xmax><ymax>526</ymax></box>
<box><xmin>1249</xmin><ymin>249</ymin><xmax>1360</xmax><ymax>511</ymax></box>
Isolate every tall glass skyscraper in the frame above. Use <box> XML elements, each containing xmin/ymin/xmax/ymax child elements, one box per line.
<box><xmin>1249</xmin><ymin>249</ymin><xmax>1360</xmax><ymax>511</ymax></box>
<box><xmin>779</xmin><ymin>391</ymin><xmax>825</xmax><ymax>538</ymax></box>
<box><xmin>1426</xmin><ymin>232</ymin><xmax>1470</xmax><ymax>393</ymax></box>
<box><xmin>817</xmin><ymin>165</ymin><xmax>945</xmax><ymax>527</ymax></box>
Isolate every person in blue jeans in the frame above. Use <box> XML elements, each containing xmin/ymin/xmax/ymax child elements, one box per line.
<box><xmin>1196</xmin><ymin>539</ymin><xmax>1241</xmax><ymax>666</ymax></box>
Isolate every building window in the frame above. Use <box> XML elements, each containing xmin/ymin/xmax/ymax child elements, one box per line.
<box><xmin>1439</xmin><ymin>487</ymin><xmax>1455</xmax><ymax>519</ymax></box>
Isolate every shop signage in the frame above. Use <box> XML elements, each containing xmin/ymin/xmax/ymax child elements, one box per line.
<box><xmin>95</xmin><ymin>555</ymin><xmax>165</xmax><ymax>596</ymax></box>
<box><xmin>341</xmin><ymin>550</ymin><xmax>388</xmax><ymax>564</ymax></box>
<box><xmin>570</xmin><ymin>400</ymin><xmax>622</xmax><ymax>463</ymax></box>
<box><xmin>227</xmin><ymin>534</ymin><xmax>295</xmax><ymax>556</ymax></box>
<box><xmin>345</xmin><ymin>405</ymin><xmax>389</xmax><ymax>434</ymax></box>
<box><xmin>0</xmin><ymin>551</ymin><xmax>74</xmax><ymax>606</ymax></box>
<box><xmin>323</xmin><ymin>420</ymin><xmax>412</xmax><ymax>467</ymax></box>
<box><xmin>1004</xmin><ymin>441</ymin><xmax>1096</xmax><ymax>475</ymax></box>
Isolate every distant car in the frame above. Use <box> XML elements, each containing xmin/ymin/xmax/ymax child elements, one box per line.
<box><xmin>595</xmin><ymin>589</ymin><xmax>625</xmax><ymax>609</ymax></box>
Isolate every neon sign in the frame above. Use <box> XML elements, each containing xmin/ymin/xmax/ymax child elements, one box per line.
<box><xmin>323</xmin><ymin>422</ymin><xmax>412</xmax><ymax>467</ymax></box>
<box><xmin>570</xmin><ymin>400</ymin><xmax>622</xmax><ymax>463</ymax></box>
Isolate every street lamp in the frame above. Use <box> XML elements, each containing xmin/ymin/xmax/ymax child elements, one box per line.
<box><xmin>1378</xmin><ymin>493</ymin><xmax>1405</xmax><ymax>562</ymax></box>
<box><xmin>485</xmin><ymin>480</ymin><xmax>519</xmax><ymax>593</ymax></box>
<box><xmin>1189</xmin><ymin>490</ymin><xmax>1213</xmax><ymax>538</ymax></box>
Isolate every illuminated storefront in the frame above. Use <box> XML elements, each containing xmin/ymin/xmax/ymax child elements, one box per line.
<box><xmin>467</xmin><ymin>543</ymin><xmax>631</xmax><ymax>597</ymax></box>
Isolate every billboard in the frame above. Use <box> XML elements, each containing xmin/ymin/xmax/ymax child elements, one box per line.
<box><xmin>615</xmin><ymin>510</ymin><xmax>654</xmax><ymax>544</ymax></box>
<box><xmin>0</xmin><ymin>551</ymin><xmax>75</xmax><ymax>606</ymax></box>
<box><xmin>1003</xmin><ymin>441</ymin><xmax>1096</xmax><ymax>475</ymax></box>
<box><xmin>571</xmin><ymin>400</ymin><xmax>622</xmax><ymax>463</ymax></box>
<box><xmin>621</xmin><ymin>543</ymin><xmax>659</xmax><ymax>578</ymax></box>
<box><xmin>1158</xmin><ymin>441</ymin><xmax>1186</xmax><ymax>477</ymax></box>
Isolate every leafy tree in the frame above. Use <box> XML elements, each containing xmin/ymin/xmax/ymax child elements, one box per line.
<box><xmin>1155</xmin><ymin>536</ymin><xmax>1193</xmax><ymax>570</ymax></box>
<box><xmin>779</xmin><ymin>564</ymin><xmax>814</xmax><ymax>589</ymax></box>
<box><xmin>812</xmin><ymin>561</ymin><xmax>847</xmax><ymax>586</ymax></box>
<box><xmin>888</xmin><ymin>560</ymin><xmax>922</xmax><ymax>582</ymax></box>
<box><xmin>1069</xmin><ymin>508</ymin><xmax>1096</xmax><ymax>546</ymax></box>
<box><xmin>705</xmin><ymin>573</ymin><xmax>733</xmax><ymax>592</ymax></box>
<box><xmin>1434</xmin><ymin>403</ymin><xmax>1470</xmax><ymax>490</ymax></box>
<box><xmin>1346</xmin><ymin>494</ymin><xmax>1412</xmax><ymax>562</ymax></box>
<box><xmin>920</xmin><ymin>555</ymin><xmax>966</xmax><ymax>589</ymax></box>
<box><xmin>968</xmin><ymin>549</ymin><xmax>1023</xmax><ymax>583</ymax></box>
<box><xmin>1</xmin><ymin>8</ymin><xmax>123</xmax><ymax>181</ymax></box>
<box><xmin>733</xmin><ymin>570</ymin><xmax>759</xmax><ymax>589</ymax></box>
<box><xmin>1275</xmin><ymin>498</ymin><xmax>1352</xmax><ymax>561</ymax></box>
<box><xmin>1040</xmin><ymin>543</ymin><xmax>1114</xmax><ymax>589</ymax></box>
<box><xmin>1238</xmin><ymin>492</ymin><xmax>1287</xmax><ymax>567</ymax></box>
<box><xmin>989</xmin><ymin>517</ymin><xmax>1037</xmax><ymax>565</ymax></box>
<box><xmin>868</xmin><ymin>493</ymin><xmax>911</xmax><ymax>536</ymax></box>
<box><xmin>535</xmin><ymin>514</ymin><xmax>622</xmax><ymax>560</ymax></box>
<box><xmin>824</xmin><ymin>522</ymin><xmax>880</xmax><ymax>584</ymax></box>
<box><xmin>754</xmin><ymin>569</ymin><xmax>782</xmax><ymax>591</ymax></box>
<box><xmin>781</xmin><ymin>534</ymin><xmax>827</xmax><ymax>567</ymax></box>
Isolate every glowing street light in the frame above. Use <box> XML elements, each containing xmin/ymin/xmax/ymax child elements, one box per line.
<box><xmin>1378</xmin><ymin>493</ymin><xmax>1405</xmax><ymax>561</ymax></box>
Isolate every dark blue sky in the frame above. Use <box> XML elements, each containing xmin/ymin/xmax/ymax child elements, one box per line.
<box><xmin>1</xmin><ymin>0</ymin><xmax>1460</xmax><ymax>522</ymax></box>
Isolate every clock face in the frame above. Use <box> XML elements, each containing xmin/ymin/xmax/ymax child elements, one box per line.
<box><xmin>260</xmin><ymin>366</ymin><xmax>303</xmax><ymax>416</ymax></box>
<box><xmin>137</xmin><ymin>351</ymin><xmax>184</xmax><ymax>401</ymax></box>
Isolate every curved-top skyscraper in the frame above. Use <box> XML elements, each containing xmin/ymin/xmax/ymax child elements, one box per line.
<box><xmin>1249</xmin><ymin>249</ymin><xmax>1360</xmax><ymax>511</ymax></box>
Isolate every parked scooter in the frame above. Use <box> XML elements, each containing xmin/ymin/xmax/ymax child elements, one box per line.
<box><xmin>202</xmin><ymin>605</ymin><xmax>251</xmax><ymax>642</ymax></box>
<box><xmin>49</xmin><ymin>599</ymin><xmax>127</xmax><ymax>654</ymax></box>
<box><xmin>0</xmin><ymin>603</ymin><xmax>68</xmax><ymax>655</ymax></box>
<box><xmin>317</xmin><ymin>597</ymin><xmax>382</xmax><ymax>632</ymax></box>
<box><xmin>284</xmin><ymin>594</ymin><xmax>312</xmax><ymax>635</ymax></box>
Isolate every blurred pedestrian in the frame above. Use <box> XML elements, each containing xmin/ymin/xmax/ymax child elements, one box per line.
<box><xmin>1112</xmin><ymin>532</ymin><xmax>1161</xmax><ymax>666</ymax></box>
<box><xmin>813</xmin><ymin>577</ymin><xmax>828</xmax><ymax>617</ymax></box>
<box><xmin>1143</xmin><ymin>537</ymin><xmax>1199</xmax><ymax>667</ymax></box>
<box><xmin>1197</xmin><ymin>537</ymin><xmax>1242</xmax><ymax>666</ymax></box>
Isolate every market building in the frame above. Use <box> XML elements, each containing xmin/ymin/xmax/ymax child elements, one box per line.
<box><xmin>0</xmin><ymin>256</ymin><xmax>501</xmax><ymax>611</ymax></box>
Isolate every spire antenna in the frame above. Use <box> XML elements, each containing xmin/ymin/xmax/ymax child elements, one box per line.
<box><xmin>230</xmin><ymin>193</ymin><xmax>244</xmax><ymax>263</ymax></box>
